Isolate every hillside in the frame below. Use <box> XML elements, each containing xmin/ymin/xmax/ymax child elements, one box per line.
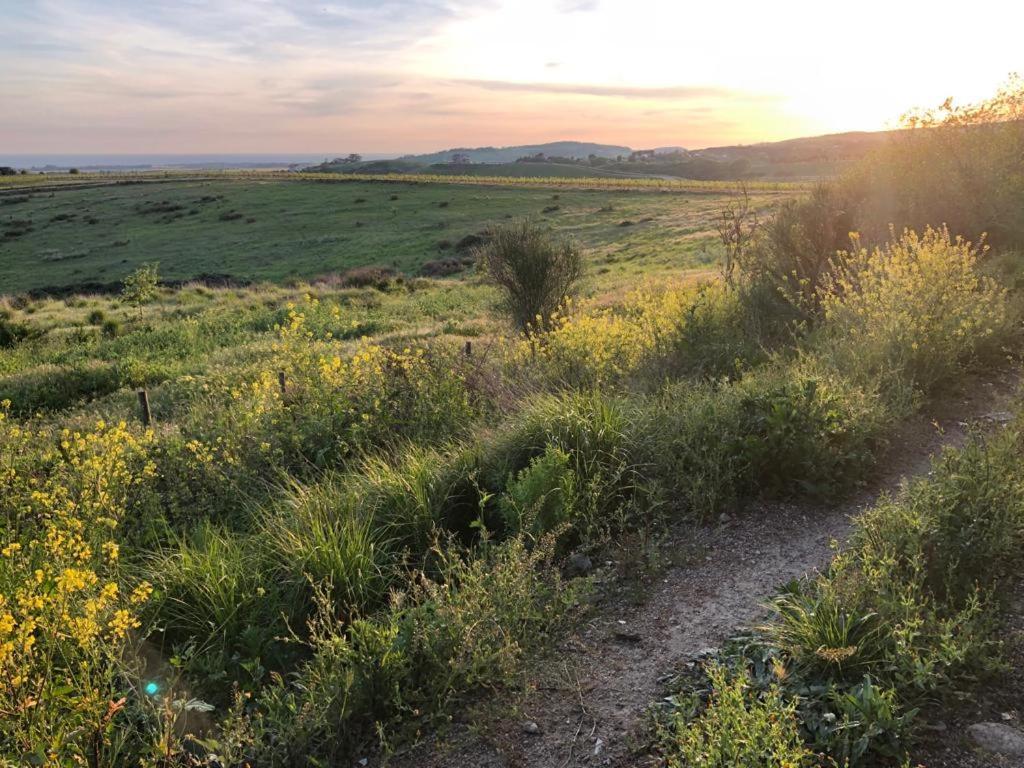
<box><xmin>307</xmin><ymin>131</ymin><xmax>896</xmax><ymax>181</ymax></box>
<box><xmin>397</xmin><ymin>141</ymin><xmax>632</xmax><ymax>165</ymax></box>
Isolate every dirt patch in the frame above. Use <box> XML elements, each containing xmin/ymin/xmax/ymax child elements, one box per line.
<box><xmin>389</xmin><ymin>370</ymin><xmax>1020</xmax><ymax>768</ymax></box>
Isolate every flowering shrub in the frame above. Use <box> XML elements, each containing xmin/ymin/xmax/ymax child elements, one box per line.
<box><xmin>0</xmin><ymin>404</ymin><xmax>156</xmax><ymax>764</ymax></box>
<box><xmin>156</xmin><ymin>298</ymin><xmax>480</xmax><ymax>524</ymax></box>
<box><xmin>520</xmin><ymin>283</ymin><xmax>753</xmax><ymax>389</ymax></box>
<box><xmin>817</xmin><ymin>226</ymin><xmax>1009</xmax><ymax>399</ymax></box>
<box><xmin>268</xmin><ymin>300</ymin><xmax>478</xmax><ymax>466</ymax></box>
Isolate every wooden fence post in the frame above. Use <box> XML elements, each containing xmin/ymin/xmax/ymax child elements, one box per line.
<box><xmin>137</xmin><ymin>389</ymin><xmax>152</xmax><ymax>427</ymax></box>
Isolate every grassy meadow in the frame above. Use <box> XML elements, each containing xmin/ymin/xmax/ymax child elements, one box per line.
<box><xmin>2</xmin><ymin>80</ymin><xmax>1024</xmax><ymax>767</ymax></box>
<box><xmin>0</xmin><ymin>177</ymin><xmax>791</xmax><ymax>294</ymax></box>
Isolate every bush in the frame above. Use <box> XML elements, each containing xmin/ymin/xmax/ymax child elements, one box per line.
<box><xmin>122</xmin><ymin>262</ymin><xmax>160</xmax><ymax>310</ymax></box>
<box><xmin>478</xmin><ymin>219</ymin><xmax>583</xmax><ymax>333</ymax></box>
<box><xmin>496</xmin><ymin>392</ymin><xmax>645</xmax><ymax>544</ymax></box>
<box><xmin>647</xmin><ymin>365</ymin><xmax>880</xmax><ymax>519</ymax></box>
<box><xmin>739</xmin><ymin>183</ymin><xmax>859</xmax><ymax>319</ymax></box>
<box><xmin>101</xmin><ymin>318</ymin><xmax>121</xmax><ymax>338</ymax></box>
<box><xmin>86</xmin><ymin>308</ymin><xmax>106</xmax><ymax>325</ymax></box>
<box><xmin>816</xmin><ymin>226</ymin><xmax>1008</xmax><ymax>400</ymax></box>
<box><xmin>858</xmin><ymin>75</ymin><xmax>1024</xmax><ymax>248</ymax></box>
<box><xmin>658</xmin><ymin>663</ymin><xmax>811</xmax><ymax>768</ymax></box>
<box><xmin>0</xmin><ymin>415</ymin><xmax>156</xmax><ymax>764</ymax></box>
<box><xmin>524</xmin><ymin>283</ymin><xmax>758</xmax><ymax>389</ymax></box>
<box><xmin>0</xmin><ymin>312</ymin><xmax>33</xmax><ymax>348</ymax></box>
<box><xmin>736</xmin><ymin>76</ymin><xmax>1024</xmax><ymax>329</ymax></box>
<box><xmin>261</xmin><ymin>479</ymin><xmax>396</xmax><ymax>618</ymax></box>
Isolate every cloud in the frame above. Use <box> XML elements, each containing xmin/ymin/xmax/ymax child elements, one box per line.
<box><xmin>557</xmin><ymin>0</ymin><xmax>599</xmax><ymax>12</ymax></box>
<box><xmin>452</xmin><ymin>79</ymin><xmax>761</xmax><ymax>101</ymax></box>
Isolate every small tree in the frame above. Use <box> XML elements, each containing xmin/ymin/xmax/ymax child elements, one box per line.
<box><xmin>478</xmin><ymin>219</ymin><xmax>583</xmax><ymax>334</ymax></box>
<box><xmin>715</xmin><ymin>183</ymin><xmax>759</xmax><ymax>286</ymax></box>
<box><xmin>121</xmin><ymin>263</ymin><xmax>159</xmax><ymax>314</ymax></box>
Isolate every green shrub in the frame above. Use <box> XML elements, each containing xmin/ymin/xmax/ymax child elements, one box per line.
<box><xmin>499</xmin><ymin>444</ymin><xmax>578</xmax><ymax>537</ymax></box>
<box><xmin>763</xmin><ymin>586</ymin><xmax>887</xmax><ymax>685</ymax></box>
<box><xmin>643</xmin><ymin>283</ymin><xmax>767</xmax><ymax>383</ymax></box>
<box><xmin>647</xmin><ymin>365</ymin><xmax>879</xmax><ymax>519</ymax></box>
<box><xmin>659</xmin><ymin>663</ymin><xmax>811</xmax><ymax>768</ymax></box>
<box><xmin>813</xmin><ymin>678</ymin><xmax>914</xmax><ymax>766</ymax></box>
<box><xmin>86</xmin><ymin>308</ymin><xmax>106</xmax><ymax>325</ymax></box>
<box><xmin>0</xmin><ymin>311</ymin><xmax>34</xmax><ymax>348</ymax></box>
<box><xmin>122</xmin><ymin>262</ymin><xmax>160</xmax><ymax>310</ymax></box>
<box><xmin>504</xmin><ymin>392</ymin><xmax>646</xmax><ymax>542</ymax></box>
<box><xmin>478</xmin><ymin>218</ymin><xmax>583</xmax><ymax>333</ymax></box>
<box><xmin>739</xmin><ymin>182</ymin><xmax>860</xmax><ymax>319</ymax></box>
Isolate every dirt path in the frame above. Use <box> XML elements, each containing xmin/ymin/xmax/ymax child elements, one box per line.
<box><xmin>391</xmin><ymin>372</ymin><xmax>1019</xmax><ymax>768</ymax></box>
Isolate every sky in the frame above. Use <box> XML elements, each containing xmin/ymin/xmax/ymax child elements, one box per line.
<box><xmin>1</xmin><ymin>0</ymin><xmax>1022</xmax><ymax>155</ymax></box>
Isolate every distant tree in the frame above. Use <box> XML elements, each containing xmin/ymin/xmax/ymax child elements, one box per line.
<box><xmin>68</xmin><ymin>167</ymin><xmax>80</xmax><ymax>174</ymax></box>
<box><xmin>478</xmin><ymin>219</ymin><xmax>583</xmax><ymax>334</ymax></box>
<box><xmin>121</xmin><ymin>262</ymin><xmax>160</xmax><ymax>314</ymax></box>
<box><xmin>342</xmin><ymin>153</ymin><xmax>362</xmax><ymax>164</ymax></box>
<box><xmin>0</xmin><ymin>166</ymin><xmax>16</xmax><ymax>176</ymax></box>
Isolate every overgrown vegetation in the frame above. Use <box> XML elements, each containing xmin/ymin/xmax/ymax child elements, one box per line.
<box><xmin>654</xmin><ymin>417</ymin><xmax>1024</xmax><ymax>767</ymax></box>
<box><xmin>1</xmin><ymin>78</ymin><xmax>1023</xmax><ymax>767</ymax></box>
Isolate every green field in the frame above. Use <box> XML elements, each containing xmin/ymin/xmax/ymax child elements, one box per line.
<box><xmin>0</xmin><ymin>177</ymin><xmax>790</xmax><ymax>293</ymax></box>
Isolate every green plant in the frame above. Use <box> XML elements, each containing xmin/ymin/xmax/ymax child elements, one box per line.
<box><xmin>763</xmin><ymin>587</ymin><xmax>886</xmax><ymax>684</ymax></box>
<box><xmin>499</xmin><ymin>444</ymin><xmax>577</xmax><ymax>537</ymax></box>
<box><xmin>252</xmin><ymin>534</ymin><xmax>579</xmax><ymax>764</ymax></box>
<box><xmin>262</xmin><ymin>479</ymin><xmax>395</xmax><ymax>618</ymax></box>
<box><xmin>478</xmin><ymin>218</ymin><xmax>583</xmax><ymax>333</ymax></box>
<box><xmin>144</xmin><ymin>524</ymin><xmax>294</xmax><ymax>699</ymax></box>
<box><xmin>122</xmin><ymin>262</ymin><xmax>160</xmax><ymax>311</ymax></box>
<box><xmin>659</xmin><ymin>663</ymin><xmax>811</xmax><ymax>768</ymax></box>
<box><xmin>819</xmin><ymin>677</ymin><xmax>914</xmax><ymax>765</ymax></box>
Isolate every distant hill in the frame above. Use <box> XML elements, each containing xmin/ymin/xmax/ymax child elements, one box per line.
<box><xmin>306</xmin><ymin>131</ymin><xmax>898</xmax><ymax>181</ymax></box>
<box><xmin>690</xmin><ymin>131</ymin><xmax>896</xmax><ymax>164</ymax></box>
<box><xmin>398</xmin><ymin>141</ymin><xmax>631</xmax><ymax>165</ymax></box>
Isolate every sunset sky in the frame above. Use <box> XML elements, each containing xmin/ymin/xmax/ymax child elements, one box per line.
<box><xmin>2</xmin><ymin>0</ymin><xmax>1021</xmax><ymax>155</ymax></box>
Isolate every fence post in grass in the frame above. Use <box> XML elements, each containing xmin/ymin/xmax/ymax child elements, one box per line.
<box><xmin>137</xmin><ymin>389</ymin><xmax>152</xmax><ymax>427</ymax></box>
<box><xmin>277</xmin><ymin>370</ymin><xmax>287</xmax><ymax>396</ymax></box>
<box><xmin>464</xmin><ymin>340</ymin><xmax>472</xmax><ymax>357</ymax></box>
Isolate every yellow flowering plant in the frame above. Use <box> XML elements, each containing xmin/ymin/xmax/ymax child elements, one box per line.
<box><xmin>514</xmin><ymin>283</ymin><xmax>750</xmax><ymax>388</ymax></box>
<box><xmin>0</xmin><ymin>406</ymin><xmax>157</xmax><ymax>765</ymax></box>
<box><xmin>817</xmin><ymin>226</ymin><xmax>1009</xmax><ymax>400</ymax></box>
<box><xmin>163</xmin><ymin>298</ymin><xmax>478</xmax><ymax>507</ymax></box>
